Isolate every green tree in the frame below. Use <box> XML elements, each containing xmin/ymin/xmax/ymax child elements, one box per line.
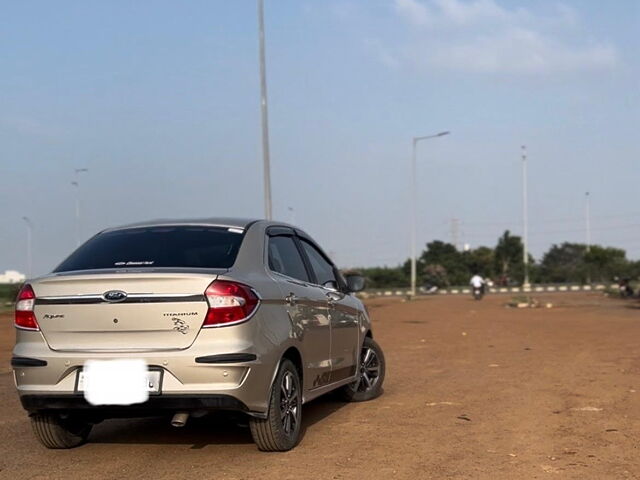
<box><xmin>584</xmin><ymin>245</ymin><xmax>627</xmax><ymax>282</ymax></box>
<box><xmin>464</xmin><ymin>246</ymin><xmax>495</xmax><ymax>279</ymax></box>
<box><xmin>494</xmin><ymin>230</ymin><xmax>526</xmax><ymax>284</ymax></box>
<box><xmin>539</xmin><ymin>243</ymin><xmax>588</xmax><ymax>283</ymax></box>
<box><xmin>359</xmin><ymin>266</ymin><xmax>407</xmax><ymax>289</ymax></box>
<box><xmin>358</xmin><ymin>232</ymin><xmax>637</xmax><ymax>290</ymax></box>
<box><xmin>419</xmin><ymin>240</ymin><xmax>468</xmax><ymax>285</ymax></box>
<box><xmin>423</xmin><ymin>264</ymin><xmax>449</xmax><ymax>287</ymax></box>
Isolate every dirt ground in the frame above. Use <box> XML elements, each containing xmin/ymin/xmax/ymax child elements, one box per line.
<box><xmin>0</xmin><ymin>293</ymin><xmax>638</xmax><ymax>479</ymax></box>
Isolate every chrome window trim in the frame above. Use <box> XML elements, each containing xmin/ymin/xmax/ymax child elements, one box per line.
<box><xmin>267</xmin><ymin>269</ymin><xmax>312</xmax><ymax>288</ymax></box>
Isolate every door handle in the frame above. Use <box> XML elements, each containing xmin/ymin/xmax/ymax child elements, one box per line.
<box><xmin>326</xmin><ymin>292</ymin><xmax>339</xmax><ymax>307</ymax></box>
<box><xmin>285</xmin><ymin>293</ymin><xmax>298</xmax><ymax>306</ymax></box>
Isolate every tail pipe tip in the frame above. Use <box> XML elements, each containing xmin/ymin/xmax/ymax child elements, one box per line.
<box><xmin>171</xmin><ymin>412</ymin><xmax>189</xmax><ymax>428</ymax></box>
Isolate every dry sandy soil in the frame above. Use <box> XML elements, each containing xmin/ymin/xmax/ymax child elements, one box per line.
<box><xmin>0</xmin><ymin>293</ymin><xmax>638</xmax><ymax>479</ymax></box>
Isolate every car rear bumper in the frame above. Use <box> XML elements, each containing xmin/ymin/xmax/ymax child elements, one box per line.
<box><xmin>12</xmin><ymin>349</ymin><xmax>278</xmax><ymax>416</ymax></box>
<box><xmin>19</xmin><ymin>393</ymin><xmax>260</xmax><ymax>418</ymax></box>
<box><xmin>13</xmin><ymin>326</ymin><xmax>281</xmax><ymax>416</ymax></box>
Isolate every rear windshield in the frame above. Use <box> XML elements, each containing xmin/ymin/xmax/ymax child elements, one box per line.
<box><xmin>54</xmin><ymin>226</ymin><xmax>245</xmax><ymax>272</ymax></box>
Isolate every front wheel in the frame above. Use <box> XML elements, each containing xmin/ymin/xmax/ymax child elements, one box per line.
<box><xmin>249</xmin><ymin>359</ymin><xmax>302</xmax><ymax>451</ymax></box>
<box><xmin>340</xmin><ymin>337</ymin><xmax>385</xmax><ymax>402</ymax></box>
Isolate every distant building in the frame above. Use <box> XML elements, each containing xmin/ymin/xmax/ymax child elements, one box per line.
<box><xmin>0</xmin><ymin>270</ymin><xmax>26</xmax><ymax>284</ymax></box>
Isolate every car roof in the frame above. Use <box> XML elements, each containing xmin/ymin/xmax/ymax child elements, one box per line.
<box><xmin>103</xmin><ymin>217</ymin><xmax>262</xmax><ymax>232</ymax></box>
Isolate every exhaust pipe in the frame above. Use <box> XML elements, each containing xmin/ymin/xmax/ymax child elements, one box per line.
<box><xmin>171</xmin><ymin>412</ymin><xmax>189</xmax><ymax>428</ymax></box>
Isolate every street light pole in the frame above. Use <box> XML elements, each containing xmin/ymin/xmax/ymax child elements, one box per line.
<box><xmin>521</xmin><ymin>146</ymin><xmax>530</xmax><ymax>287</ymax></box>
<box><xmin>411</xmin><ymin>139</ymin><xmax>418</xmax><ymax>296</ymax></box>
<box><xmin>410</xmin><ymin>131</ymin><xmax>450</xmax><ymax>297</ymax></box>
<box><xmin>257</xmin><ymin>0</ymin><xmax>273</xmax><ymax>220</ymax></box>
<box><xmin>22</xmin><ymin>217</ymin><xmax>33</xmax><ymax>279</ymax></box>
<box><xmin>73</xmin><ymin>168</ymin><xmax>88</xmax><ymax>246</ymax></box>
<box><xmin>585</xmin><ymin>191</ymin><xmax>592</xmax><ymax>285</ymax></box>
<box><xmin>585</xmin><ymin>191</ymin><xmax>591</xmax><ymax>252</ymax></box>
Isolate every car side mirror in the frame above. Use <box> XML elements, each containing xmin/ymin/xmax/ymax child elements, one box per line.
<box><xmin>323</xmin><ymin>280</ymin><xmax>339</xmax><ymax>291</ymax></box>
<box><xmin>345</xmin><ymin>274</ymin><xmax>365</xmax><ymax>293</ymax></box>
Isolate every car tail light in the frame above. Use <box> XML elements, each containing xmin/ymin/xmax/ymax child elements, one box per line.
<box><xmin>203</xmin><ymin>280</ymin><xmax>259</xmax><ymax>327</ymax></box>
<box><xmin>15</xmin><ymin>284</ymin><xmax>39</xmax><ymax>331</ymax></box>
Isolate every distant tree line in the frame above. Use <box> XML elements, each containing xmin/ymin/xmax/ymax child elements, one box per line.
<box><xmin>0</xmin><ymin>283</ymin><xmax>21</xmax><ymax>302</ymax></box>
<box><xmin>358</xmin><ymin>231</ymin><xmax>640</xmax><ymax>289</ymax></box>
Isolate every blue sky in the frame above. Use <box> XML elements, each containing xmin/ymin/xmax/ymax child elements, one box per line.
<box><xmin>1</xmin><ymin>0</ymin><xmax>638</xmax><ymax>275</ymax></box>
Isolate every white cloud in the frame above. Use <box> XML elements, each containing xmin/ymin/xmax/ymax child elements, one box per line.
<box><xmin>386</xmin><ymin>0</ymin><xmax>618</xmax><ymax>74</ymax></box>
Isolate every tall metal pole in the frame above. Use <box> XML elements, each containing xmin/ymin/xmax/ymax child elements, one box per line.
<box><xmin>73</xmin><ymin>182</ymin><xmax>80</xmax><ymax>246</ymax></box>
<box><xmin>22</xmin><ymin>217</ymin><xmax>33</xmax><ymax>278</ymax></box>
<box><xmin>585</xmin><ymin>191</ymin><xmax>591</xmax><ymax>252</ymax></box>
<box><xmin>585</xmin><ymin>191</ymin><xmax>591</xmax><ymax>284</ymax></box>
<box><xmin>410</xmin><ymin>131</ymin><xmax>450</xmax><ymax>297</ymax></box>
<box><xmin>73</xmin><ymin>168</ymin><xmax>88</xmax><ymax>246</ymax></box>
<box><xmin>410</xmin><ymin>139</ymin><xmax>418</xmax><ymax>296</ymax></box>
<box><xmin>258</xmin><ymin>0</ymin><xmax>273</xmax><ymax>220</ymax></box>
<box><xmin>521</xmin><ymin>146</ymin><xmax>530</xmax><ymax>287</ymax></box>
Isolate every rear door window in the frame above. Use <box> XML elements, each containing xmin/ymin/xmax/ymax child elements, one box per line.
<box><xmin>54</xmin><ymin>226</ymin><xmax>245</xmax><ymax>272</ymax></box>
<box><xmin>268</xmin><ymin>236</ymin><xmax>309</xmax><ymax>282</ymax></box>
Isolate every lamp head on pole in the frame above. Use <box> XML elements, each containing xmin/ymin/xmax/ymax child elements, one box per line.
<box><xmin>414</xmin><ymin>131</ymin><xmax>452</xmax><ymax>143</ymax></box>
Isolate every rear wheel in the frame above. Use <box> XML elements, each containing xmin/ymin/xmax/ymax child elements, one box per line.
<box><xmin>340</xmin><ymin>337</ymin><xmax>385</xmax><ymax>402</ymax></box>
<box><xmin>249</xmin><ymin>359</ymin><xmax>302</xmax><ymax>451</ymax></box>
<box><xmin>30</xmin><ymin>412</ymin><xmax>92</xmax><ymax>449</ymax></box>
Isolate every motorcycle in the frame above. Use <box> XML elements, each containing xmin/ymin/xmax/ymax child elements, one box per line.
<box><xmin>618</xmin><ymin>278</ymin><xmax>634</xmax><ymax>298</ymax></box>
<box><xmin>472</xmin><ymin>286</ymin><xmax>484</xmax><ymax>300</ymax></box>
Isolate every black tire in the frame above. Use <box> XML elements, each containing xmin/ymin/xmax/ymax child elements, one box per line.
<box><xmin>340</xmin><ymin>337</ymin><xmax>385</xmax><ymax>402</ymax></box>
<box><xmin>249</xmin><ymin>359</ymin><xmax>302</xmax><ymax>452</ymax></box>
<box><xmin>30</xmin><ymin>413</ymin><xmax>92</xmax><ymax>449</ymax></box>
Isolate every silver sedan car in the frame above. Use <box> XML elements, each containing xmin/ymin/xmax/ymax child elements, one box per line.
<box><xmin>12</xmin><ymin>218</ymin><xmax>385</xmax><ymax>451</ymax></box>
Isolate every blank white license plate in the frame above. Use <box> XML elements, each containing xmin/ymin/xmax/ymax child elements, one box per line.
<box><xmin>77</xmin><ymin>359</ymin><xmax>162</xmax><ymax>405</ymax></box>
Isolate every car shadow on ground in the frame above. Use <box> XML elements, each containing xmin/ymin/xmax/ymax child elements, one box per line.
<box><xmin>88</xmin><ymin>395</ymin><xmax>348</xmax><ymax>449</ymax></box>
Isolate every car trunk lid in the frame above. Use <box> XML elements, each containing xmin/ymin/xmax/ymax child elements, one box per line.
<box><xmin>32</xmin><ymin>272</ymin><xmax>221</xmax><ymax>352</ymax></box>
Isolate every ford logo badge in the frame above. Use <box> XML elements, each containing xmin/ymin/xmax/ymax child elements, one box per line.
<box><xmin>102</xmin><ymin>290</ymin><xmax>128</xmax><ymax>303</ymax></box>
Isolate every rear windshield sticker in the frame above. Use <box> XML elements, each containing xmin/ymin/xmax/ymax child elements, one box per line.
<box><xmin>114</xmin><ymin>261</ymin><xmax>155</xmax><ymax>266</ymax></box>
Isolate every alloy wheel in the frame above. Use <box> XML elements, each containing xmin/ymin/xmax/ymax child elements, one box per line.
<box><xmin>356</xmin><ymin>346</ymin><xmax>381</xmax><ymax>392</ymax></box>
<box><xmin>280</xmin><ymin>371</ymin><xmax>299</xmax><ymax>435</ymax></box>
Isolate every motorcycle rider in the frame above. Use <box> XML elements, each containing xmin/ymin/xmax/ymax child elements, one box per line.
<box><xmin>470</xmin><ymin>274</ymin><xmax>486</xmax><ymax>296</ymax></box>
